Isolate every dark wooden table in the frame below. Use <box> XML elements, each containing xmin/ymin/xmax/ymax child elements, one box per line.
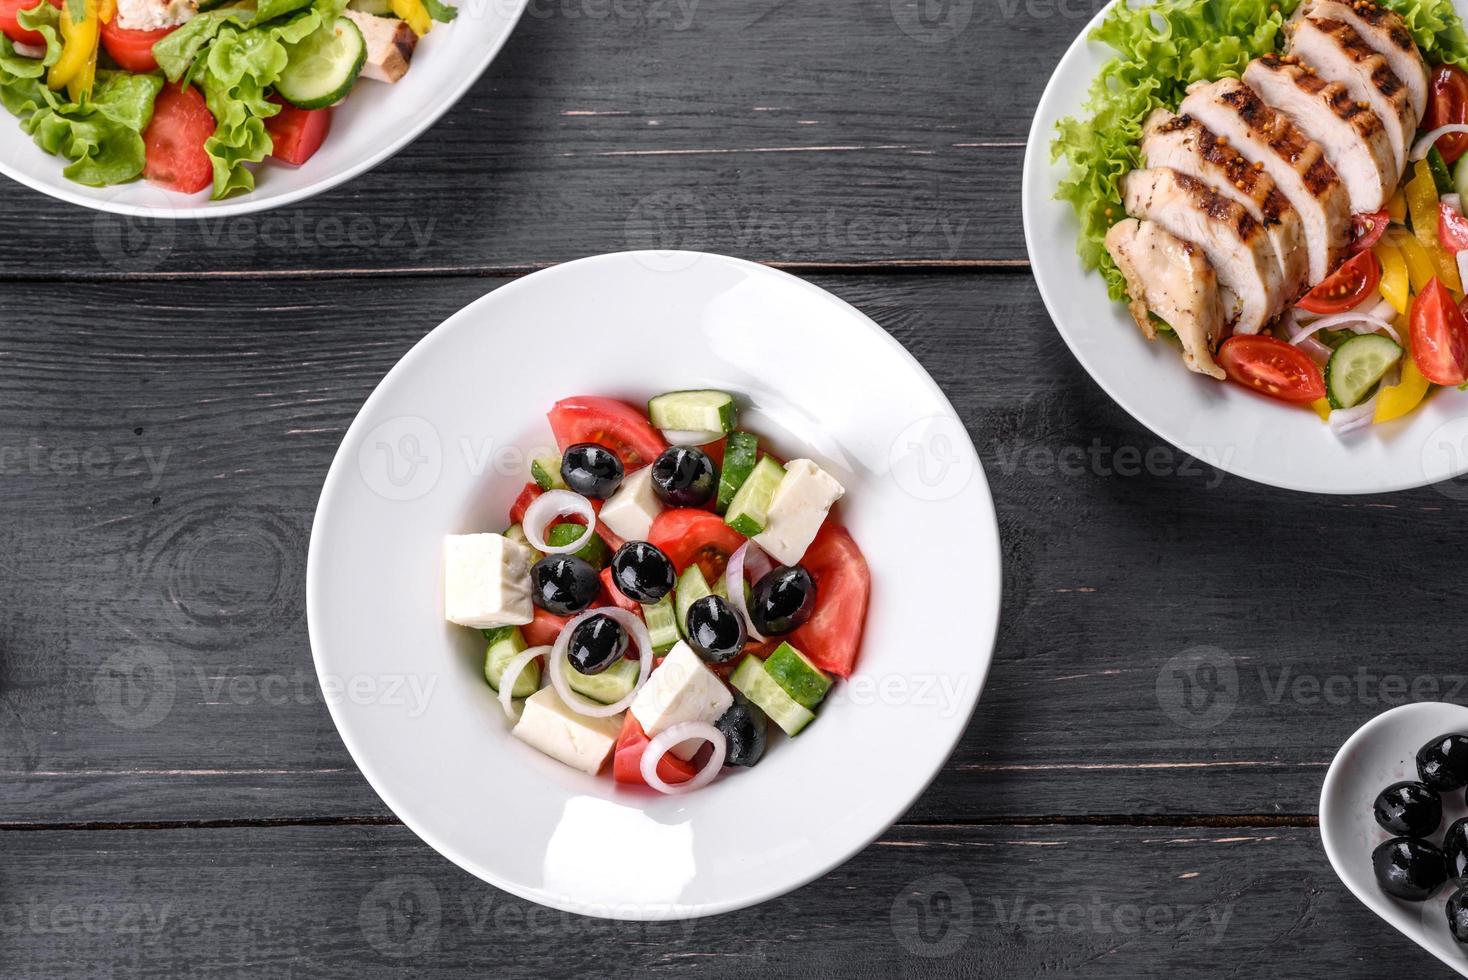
<box><xmin>3</xmin><ymin>2</ymin><xmax>1459</xmax><ymax>975</ymax></box>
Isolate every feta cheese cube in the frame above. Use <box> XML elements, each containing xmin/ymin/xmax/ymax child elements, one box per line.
<box><xmin>598</xmin><ymin>465</ymin><xmax>662</xmax><ymax>542</ymax></box>
<box><xmin>443</xmin><ymin>533</ymin><xmax>533</xmax><ymax>628</ymax></box>
<box><xmin>753</xmin><ymin>459</ymin><xmax>845</xmax><ymax>565</ymax></box>
<box><xmin>511</xmin><ymin>687</ymin><xmax>622</xmax><ymax>775</ymax></box>
<box><xmin>116</xmin><ymin>0</ymin><xmax>196</xmax><ymax>32</ymax></box>
<box><xmin>629</xmin><ymin>641</ymin><xmax>733</xmax><ymax>760</ymax></box>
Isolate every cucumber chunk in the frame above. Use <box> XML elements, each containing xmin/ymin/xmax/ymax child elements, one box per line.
<box><xmin>674</xmin><ymin>564</ymin><xmax>713</xmax><ymax>639</ymax></box>
<box><xmin>642</xmin><ymin>594</ymin><xmax>680</xmax><ymax>654</ymax></box>
<box><xmin>1454</xmin><ymin>154</ymin><xmax>1468</xmax><ymax>204</ymax></box>
<box><xmin>648</xmin><ymin>390</ymin><xmax>737</xmax><ymax>434</ymax></box>
<box><xmin>724</xmin><ymin>456</ymin><xmax>784</xmax><ymax>536</ymax></box>
<box><xmin>566</xmin><ymin>657</ymin><xmax>640</xmax><ymax>705</ymax></box>
<box><xmin>275</xmin><ymin>16</ymin><xmax>366</xmax><ymax>110</ymax></box>
<box><xmin>716</xmin><ymin>431</ymin><xmax>758</xmax><ymax>514</ymax></box>
<box><xmin>545</xmin><ymin>522</ymin><xmax>610</xmax><ymax>569</ymax></box>
<box><xmin>503</xmin><ymin>523</ymin><xmax>544</xmax><ymax>563</ymax></box>
<box><xmin>530</xmin><ymin>454</ymin><xmax>566</xmax><ymax>491</ymax></box>
<box><xmin>731</xmin><ymin>655</ymin><xmax>814</xmax><ymax>736</ymax></box>
<box><xmin>763</xmin><ymin>641</ymin><xmax>831</xmax><ymax>709</ymax></box>
<box><xmin>1325</xmin><ymin>333</ymin><xmax>1403</xmax><ymax>409</ymax></box>
<box><xmin>485</xmin><ymin>627</ymin><xmax>539</xmax><ymax>697</ymax></box>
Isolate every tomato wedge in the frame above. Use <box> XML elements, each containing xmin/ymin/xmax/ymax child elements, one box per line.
<box><xmin>548</xmin><ymin>396</ymin><xmax>667</xmax><ymax>469</ymax></box>
<box><xmin>99</xmin><ymin>20</ymin><xmax>176</xmax><ymax>72</ymax></box>
<box><xmin>1411</xmin><ymin>278</ymin><xmax>1468</xmax><ymax>386</ymax></box>
<box><xmin>1424</xmin><ymin>64</ymin><xmax>1468</xmax><ymax>165</ymax></box>
<box><xmin>0</xmin><ymin>0</ymin><xmax>59</xmax><ymax>46</ymax></box>
<box><xmin>613</xmin><ymin>713</ymin><xmax>695</xmax><ymax>786</ymax></box>
<box><xmin>1441</xmin><ymin>202</ymin><xmax>1468</xmax><ymax>255</ymax></box>
<box><xmin>1351</xmin><ymin>209</ymin><xmax>1390</xmax><ymax>254</ymax></box>
<box><xmin>599</xmin><ymin>567</ymin><xmax>642</xmax><ymax>614</ymax></box>
<box><xmin>1296</xmin><ymin>251</ymin><xmax>1381</xmax><ymax>314</ymax></box>
<box><xmin>508</xmin><ymin>482</ymin><xmax>541</xmax><ymax>525</ymax></box>
<box><xmin>1217</xmin><ymin>335</ymin><xmax>1327</xmax><ymax>403</ymax></box>
<box><xmin>521</xmin><ymin>608</ymin><xmax>570</xmax><ymax>648</ymax></box>
<box><xmin>142</xmin><ymin>82</ymin><xmax>216</xmax><ymax>195</ymax></box>
<box><xmin>790</xmin><ymin>524</ymin><xmax>869</xmax><ymax>678</ymax></box>
<box><xmin>647</xmin><ymin>508</ymin><xmax>746</xmax><ymax>582</ymax></box>
<box><xmin>264</xmin><ymin>98</ymin><xmax>331</xmax><ymax>167</ymax></box>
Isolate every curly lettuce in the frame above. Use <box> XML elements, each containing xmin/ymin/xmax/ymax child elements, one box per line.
<box><xmin>1051</xmin><ymin>0</ymin><xmax>1468</xmax><ymax>300</ymax></box>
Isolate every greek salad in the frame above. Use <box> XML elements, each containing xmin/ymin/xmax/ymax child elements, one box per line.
<box><xmin>442</xmin><ymin>392</ymin><xmax>871</xmax><ymax>794</ymax></box>
<box><xmin>1053</xmin><ymin>0</ymin><xmax>1468</xmax><ymax>435</ymax></box>
<box><xmin>0</xmin><ymin>0</ymin><xmax>449</xmax><ymax>197</ymax></box>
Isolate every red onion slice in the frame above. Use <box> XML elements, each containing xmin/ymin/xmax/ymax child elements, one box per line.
<box><xmin>1411</xmin><ymin>125</ymin><xmax>1468</xmax><ymax>162</ymax></box>
<box><xmin>548</xmin><ymin>606</ymin><xmax>653</xmax><ymax>718</ymax></box>
<box><xmin>725</xmin><ymin>541</ymin><xmax>771</xmax><ymax>643</ymax></box>
<box><xmin>640</xmin><ymin>721</ymin><xmax>727</xmax><ymax>795</ymax></box>
<box><xmin>1328</xmin><ymin>396</ymin><xmax>1379</xmax><ymax>435</ymax></box>
<box><xmin>660</xmin><ymin>427</ymin><xmax>724</xmax><ymax>446</ymax></box>
<box><xmin>497</xmin><ymin>645</ymin><xmax>551</xmax><ymax>720</ymax></box>
<box><xmin>523</xmin><ymin>490</ymin><xmax>598</xmax><ymax>554</ymax></box>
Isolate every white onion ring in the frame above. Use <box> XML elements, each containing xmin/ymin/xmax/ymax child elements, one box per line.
<box><xmin>725</xmin><ymin>541</ymin><xmax>771</xmax><ymax>643</ymax></box>
<box><xmin>1457</xmin><ymin>249</ymin><xmax>1468</xmax><ymax>288</ymax></box>
<box><xmin>1446</xmin><ymin>193</ymin><xmax>1464</xmax><ymax>215</ymax></box>
<box><xmin>548</xmin><ymin>607</ymin><xmax>653</xmax><ymax>718</ymax></box>
<box><xmin>497</xmin><ymin>645</ymin><xmax>550</xmax><ymax>720</ymax></box>
<box><xmin>639</xmin><ymin>721</ymin><xmax>727</xmax><ymax>795</ymax></box>
<box><xmin>660</xmin><ymin>427</ymin><xmax>724</xmax><ymax>446</ymax></box>
<box><xmin>13</xmin><ymin>41</ymin><xmax>43</xmax><ymax>59</ymax></box>
<box><xmin>523</xmin><ymin>490</ymin><xmax>598</xmax><ymax>554</ymax></box>
<box><xmin>1329</xmin><ymin>396</ymin><xmax>1379</xmax><ymax>435</ymax></box>
<box><xmin>1288</xmin><ymin>305</ymin><xmax>1400</xmax><ymax>346</ymax></box>
<box><xmin>1411</xmin><ymin>125</ymin><xmax>1468</xmax><ymax>162</ymax></box>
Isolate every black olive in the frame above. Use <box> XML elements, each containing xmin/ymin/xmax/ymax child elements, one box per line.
<box><xmin>610</xmin><ymin>541</ymin><xmax>676</xmax><ymax>603</ymax></box>
<box><xmin>1373</xmin><ymin>837</ymin><xmax>1448</xmax><ymax>901</ymax></box>
<box><xmin>1448</xmin><ymin>888</ymin><xmax>1468</xmax><ymax>944</ymax></box>
<box><xmin>686</xmin><ymin>595</ymin><xmax>746</xmax><ymax>663</ymax></box>
<box><xmin>567</xmin><ymin>613</ymin><xmax>628</xmax><ymax>675</ymax></box>
<box><xmin>1418</xmin><ymin>733</ymin><xmax>1468</xmax><ymax>791</ymax></box>
<box><xmin>1373</xmin><ymin>781</ymin><xmax>1443</xmax><ymax>837</ymax></box>
<box><xmin>650</xmin><ymin>446</ymin><xmax>718</xmax><ymax>507</ymax></box>
<box><xmin>561</xmin><ymin>443</ymin><xmax>625</xmax><ymax>499</ymax></box>
<box><xmin>716</xmin><ymin>696</ymin><xmax>767</xmax><ymax>767</ymax></box>
<box><xmin>530</xmin><ymin>555</ymin><xmax>600</xmax><ymax>615</ymax></box>
<box><xmin>749</xmin><ymin>565</ymin><xmax>816</xmax><ymax>636</ymax></box>
<box><xmin>1446</xmin><ymin>818</ymin><xmax>1468</xmax><ymax>883</ymax></box>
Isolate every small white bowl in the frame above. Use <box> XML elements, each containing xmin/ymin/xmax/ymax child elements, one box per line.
<box><xmin>0</xmin><ymin>0</ymin><xmax>527</xmax><ymax>218</ymax></box>
<box><xmin>1320</xmin><ymin>701</ymin><xmax>1468</xmax><ymax>975</ymax></box>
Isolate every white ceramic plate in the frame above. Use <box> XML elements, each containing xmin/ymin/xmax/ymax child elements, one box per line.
<box><xmin>0</xmin><ymin>0</ymin><xmax>527</xmax><ymax>218</ymax></box>
<box><xmin>1022</xmin><ymin>1</ymin><xmax>1468</xmax><ymax>494</ymax></box>
<box><xmin>306</xmin><ymin>251</ymin><xmax>1001</xmax><ymax>919</ymax></box>
<box><xmin>1321</xmin><ymin>701</ymin><xmax>1468</xmax><ymax>975</ymax></box>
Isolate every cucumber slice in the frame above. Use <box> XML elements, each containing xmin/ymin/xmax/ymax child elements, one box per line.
<box><xmin>724</xmin><ymin>456</ymin><xmax>785</xmax><ymax>536</ymax></box>
<box><xmin>566</xmin><ymin>657</ymin><xmax>640</xmax><ymax>705</ymax></box>
<box><xmin>763</xmin><ymin>642</ymin><xmax>831</xmax><ymax>709</ymax></box>
<box><xmin>642</xmin><ymin>594</ymin><xmax>680</xmax><ymax>653</ymax></box>
<box><xmin>485</xmin><ymin>627</ymin><xmax>539</xmax><ymax>697</ymax></box>
<box><xmin>647</xmin><ymin>390</ymin><xmax>737</xmax><ymax>434</ymax></box>
<box><xmin>1326</xmin><ymin>334</ymin><xmax>1403</xmax><ymax>409</ymax></box>
<box><xmin>545</xmin><ymin>522</ymin><xmax>610</xmax><ymax>569</ymax></box>
<box><xmin>731</xmin><ymin>655</ymin><xmax>814</xmax><ymax>736</ymax></box>
<box><xmin>1455</xmin><ymin>154</ymin><xmax>1468</xmax><ymax>204</ymax></box>
<box><xmin>530</xmin><ymin>454</ymin><xmax>566</xmax><ymax>491</ymax></box>
<box><xmin>716</xmin><ymin>431</ymin><xmax>758</xmax><ymax>514</ymax></box>
<box><xmin>503</xmin><ymin>523</ymin><xmax>544</xmax><ymax>563</ymax></box>
<box><xmin>1430</xmin><ymin>147</ymin><xmax>1456</xmax><ymax>196</ymax></box>
<box><xmin>674</xmin><ymin>564</ymin><xmax>712</xmax><ymax>639</ymax></box>
<box><xmin>275</xmin><ymin>16</ymin><xmax>365</xmax><ymax>110</ymax></box>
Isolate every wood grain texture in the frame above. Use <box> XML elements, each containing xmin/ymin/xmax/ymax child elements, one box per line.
<box><xmin>3</xmin><ymin>272</ymin><xmax>1462</xmax><ymax>824</ymax></box>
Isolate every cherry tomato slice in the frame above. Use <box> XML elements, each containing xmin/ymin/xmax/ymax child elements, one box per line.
<box><xmin>99</xmin><ymin>20</ymin><xmax>177</xmax><ymax>72</ymax></box>
<box><xmin>1296</xmin><ymin>251</ymin><xmax>1381</xmax><ymax>314</ymax></box>
<box><xmin>1217</xmin><ymin>335</ymin><xmax>1327</xmax><ymax>403</ymax></box>
<box><xmin>647</xmin><ymin>508</ymin><xmax>746</xmax><ymax>583</ymax></box>
<box><xmin>547</xmin><ymin>396</ymin><xmax>667</xmax><ymax>470</ymax></box>
<box><xmin>0</xmin><ymin>0</ymin><xmax>59</xmax><ymax>46</ymax></box>
<box><xmin>142</xmin><ymin>82</ymin><xmax>216</xmax><ymax>195</ymax></box>
<box><xmin>1351</xmin><ymin>209</ymin><xmax>1390</xmax><ymax>254</ymax></box>
<box><xmin>1424</xmin><ymin>65</ymin><xmax>1468</xmax><ymax>165</ymax></box>
<box><xmin>1411</xmin><ymin>278</ymin><xmax>1468</xmax><ymax>386</ymax></box>
<box><xmin>1441</xmin><ymin>202</ymin><xmax>1468</xmax><ymax>255</ymax></box>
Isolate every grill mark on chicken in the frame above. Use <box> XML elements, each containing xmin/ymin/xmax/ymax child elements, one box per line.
<box><xmin>1349</xmin><ymin>0</ymin><xmax>1415</xmax><ymax>51</ymax></box>
<box><xmin>1172</xmin><ymin>171</ymin><xmax>1265</xmax><ymax>239</ymax></box>
<box><xmin>1258</xmin><ymin>54</ymin><xmax>1387</xmax><ymax>138</ymax></box>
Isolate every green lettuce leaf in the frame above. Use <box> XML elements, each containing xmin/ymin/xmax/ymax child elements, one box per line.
<box><xmin>15</xmin><ymin>1</ymin><xmax>61</xmax><ymax>65</ymax></box>
<box><xmin>18</xmin><ymin>71</ymin><xmax>163</xmax><ymax>185</ymax></box>
<box><xmin>422</xmin><ymin>0</ymin><xmax>457</xmax><ymax>23</ymax></box>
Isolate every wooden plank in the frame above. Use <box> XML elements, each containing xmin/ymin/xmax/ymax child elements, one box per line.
<box><xmin>0</xmin><ymin>822</ymin><xmax>1436</xmax><ymax>976</ymax></box>
<box><xmin>3</xmin><ymin>272</ymin><xmax>1461</xmax><ymax>823</ymax></box>
<box><xmin>0</xmin><ymin>0</ymin><xmax>1087</xmax><ymax>275</ymax></box>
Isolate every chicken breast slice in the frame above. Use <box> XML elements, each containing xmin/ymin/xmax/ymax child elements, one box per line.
<box><xmin>1180</xmin><ymin>77</ymin><xmax>1351</xmax><ymax>285</ymax></box>
<box><xmin>1142</xmin><ymin>109</ymin><xmax>1309</xmax><ymax>300</ymax></box>
<box><xmin>1121</xmin><ymin>167</ymin><xmax>1284</xmax><ymax>335</ymax></box>
<box><xmin>1243</xmin><ymin>55</ymin><xmax>1396</xmax><ymax>212</ymax></box>
<box><xmin>1296</xmin><ymin>0</ymin><xmax>1428</xmax><ymax>120</ymax></box>
<box><xmin>1289</xmin><ymin>16</ymin><xmax>1415</xmax><ymax>173</ymax></box>
<box><xmin>1104</xmin><ymin>218</ymin><xmax>1226</xmax><ymax>380</ymax></box>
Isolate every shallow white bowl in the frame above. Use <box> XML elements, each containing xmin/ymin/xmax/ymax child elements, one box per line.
<box><xmin>1022</xmin><ymin>1</ymin><xmax>1468</xmax><ymax>494</ymax></box>
<box><xmin>306</xmin><ymin>251</ymin><xmax>1001</xmax><ymax>918</ymax></box>
<box><xmin>1320</xmin><ymin>701</ymin><xmax>1468</xmax><ymax>975</ymax></box>
<box><xmin>0</xmin><ymin>0</ymin><xmax>527</xmax><ymax>218</ymax></box>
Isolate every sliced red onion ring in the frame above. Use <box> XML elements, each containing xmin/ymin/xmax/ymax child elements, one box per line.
<box><xmin>548</xmin><ymin>607</ymin><xmax>653</xmax><ymax>718</ymax></box>
<box><xmin>725</xmin><ymin>541</ymin><xmax>771</xmax><ymax>643</ymax></box>
<box><xmin>660</xmin><ymin>427</ymin><xmax>724</xmax><ymax>446</ymax></box>
<box><xmin>523</xmin><ymin>490</ymin><xmax>598</xmax><ymax>554</ymax></box>
<box><xmin>1411</xmin><ymin>125</ymin><xmax>1468</xmax><ymax>162</ymax></box>
<box><xmin>639</xmin><ymin>721</ymin><xmax>727</xmax><ymax>795</ymax></box>
<box><xmin>497</xmin><ymin>645</ymin><xmax>551</xmax><ymax>720</ymax></box>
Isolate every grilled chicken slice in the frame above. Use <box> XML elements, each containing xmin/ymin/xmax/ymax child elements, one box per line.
<box><xmin>1142</xmin><ymin>109</ymin><xmax>1309</xmax><ymax>300</ymax></box>
<box><xmin>1104</xmin><ymin>218</ymin><xmax>1226</xmax><ymax>379</ymax></box>
<box><xmin>1289</xmin><ymin>16</ymin><xmax>1416</xmax><ymax>172</ymax></box>
<box><xmin>1179</xmin><ymin>78</ymin><xmax>1351</xmax><ymax>284</ymax></box>
<box><xmin>1296</xmin><ymin>0</ymin><xmax>1428</xmax><ymax>120</ymax></box>
<box><xmin>1121</xmin><ymin>168</ymin><xmax>1284</xmax><ymax>335</ymax></box>
<box><xmin>1244</xmin><ymin>55</ymin><xmax>1396</xmax><ymax>212</ymax></box>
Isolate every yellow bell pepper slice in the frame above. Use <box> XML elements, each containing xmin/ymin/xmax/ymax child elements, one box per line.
<box><xmin>98</xmin><ymin>0</ymin><xmax>114</xmax><ymax>21</ymax></box>
<box><xmin>1375</xmin><ymin>354</ymin><xmax>1433</xmax><ymax>423</ymax></box>
<box><xmin>1374</xmin><ymin>239</ymin><xmax>1410</xmax><ymax>314</ymax></box>
<box><xmin>1407</xmin><ymin>160</ymin><xmax>1462</xmax><ymax>292</ymax></box>
<box><xmin>1310</xmin><ymin>398</ymin><xmax>1333</xmax><ymax>422</ymax></box>
<box><xmin>390</xmin><ymin>0</ymin><xmax>431</xmax><ymax>36</ymax></box>
<box><xmin>1389</xmin><ymin>228</ymin><xmax>1437</xmax><ymax>293</ymax></box>
<box><xmin>66</xmin><ymin>45</ymin><xmax>96</xmax><ymax>103</ymax></box>
<box><xmin>1388</xmin><ymin>187</ymin><xmax>1408</xmax><ymax>224</ymax></box>
<box><xmin>48</xmin><ymin>0</ymin><xmax>99</xmax><ymax>97</ymax></box>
